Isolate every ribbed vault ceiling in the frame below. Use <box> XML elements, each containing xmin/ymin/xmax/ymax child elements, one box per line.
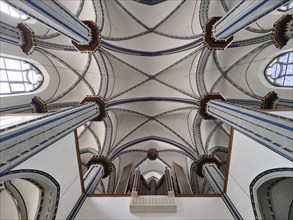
<box><xmin>72</xmin><ymin>0</ymin><xmax>288</xmax><ymax>184</ymax></box>
<box><xmin>79</xmin><ymin>0</ymin><xmax>208</xmax><ymax>181</ymax></box>
<box><xmin>2</xmin><ymin>0</ymin><xmax>291</xmax><ymax>188</ymax></box>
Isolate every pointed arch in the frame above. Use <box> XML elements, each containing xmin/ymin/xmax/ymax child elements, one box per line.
<box><xmin>109</xmin><ymin>136</ymin><xmax>197</xmax><ymax>160</ymax></box>
<box><xmin>0</xmin><ymin>169</ymin><xmax>60</xmax><ymax>220</ymax></box>
<box><xmin>250</xmin><ymin>168</ymin><xmax>293</xmax><ymax>220</ymax></box>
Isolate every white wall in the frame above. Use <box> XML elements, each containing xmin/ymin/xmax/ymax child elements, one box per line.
<box><xmin>0</xmin><ymin>190</ymin><xmax>18</xmax><ymax>220</ymax></box>
<box><xmin>12</xmin><ymin>179</ymin><xmax>39</xmax><ymax>219</ymax></box>
<box><xmin>13</xmin><ymin>132</ymin><xmax>82</xmax><ymax>219</ymax></box>
<box><xmin>76</xmin><ymin>197</ymin><xmax>233</xmax><ymax>219</ymax></box>
<box><xmin>226</xmin><ymin>111</ymin><xmax>293</xmax><ymax>219</ymax></box>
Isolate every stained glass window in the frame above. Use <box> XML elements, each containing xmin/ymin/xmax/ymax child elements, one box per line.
<box><xmin>265</xmin><ymin>51</ymin><xmax>293</xmax><ymax>87</ymax></box>
<box><xmin>0</xmin><ymin>56</ymin><xmax>44</xmax><ymax>95</ymax></box>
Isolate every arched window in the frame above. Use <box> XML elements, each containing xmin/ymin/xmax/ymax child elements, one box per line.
<box><xmin>0</xmin><ymin>56</ymin><xmax>44</xmax><ymax>95</ymax></box>
<box><xmin>265</xmin><ymin>51</ymin><xmax>293</xmax><ymax>87</ymax></box>
<box><xmin>278</xmin><ymin>1</ymin><xmax>293</xmax><ymax>12</ymax></box>
<box><xmin>0</xmin><ymin>1</ymin><xmax>28</xmax><ymax>20</ymax></box>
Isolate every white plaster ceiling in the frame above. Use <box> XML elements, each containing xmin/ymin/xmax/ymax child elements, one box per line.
<box><xmin>1</xmin><ymin>0</ymin><xmax>292</xmax><ymax>185</ymax></box>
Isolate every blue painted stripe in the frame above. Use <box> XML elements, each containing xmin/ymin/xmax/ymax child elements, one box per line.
<box><xmin>0</xmin><ymin>36</ymin><xmax>19</xmax><ymax>44</ymax></box>
<box><xmin>51</xmin><ymin>0</ymin><xmax>87</xmax><ymax>27</ymax></box>
<box><xmin>0</xmin><ymin>113</ymin><xmax>95</xmax><ymax>172</ymax></box>
<box><xmin>215</xmin><ymin>0</ymin><xmax>269</xmax><ymax>38</ymax></box>
<box><xmin>6</xmin><ymin>108</ymin><xmax>94</xmax><ymax>152</ymax></box>
<box><xmin>209</xmin><ymin>103</ymin><xmax>293</xmax><ymax>144</ymax></box>
<box><xmin>0</xmin><ymin>104</ymin><xmax>31</xmax><ymax>113</ymax></box>
<box><xmin>67</xmin><ymin>167</ymin><xmax>102</xmax><ymax>219</ymax></box>
<box><xmin>0</xmin><ymin>106</ymin><xmax>78</xmax><ymax>133</ymax></box>
<box><xmin>283</xmin><ymin>148</ymin><xmax>292</xmax><ymax>153</ymax></box>
<box><xmin>4</xmin><ymin>1</ymin><xmax>77</xmax><ymax>42</ymax></box>
<box><xmin>110</xmin><ymin>136</ymin><xmax>196</xmax><ymax>160</ymax></box>
<box><xmin>210</xmin><ymin>111</ymin><xmax>293</xmax><ymax>161</ymax></box>
<box><xmin>25</xmin><ymin>0</ymin><xmax>89</xmax><ymax>41</ymax></box>
<box><xmin>214</xmin><ymin>0</ymin><xmax>246</xmax><ymax>27</ymax></box>
<box><xmin>101</xmin><ymin>39</ymin><xmax>202</xmax><ymax>56</ymax></box>
<box><xmin>135</xmin><ymin>0</ymin><xmax>166</xmax><ymax>5</ymax></box>
<box><xmin>66</xmin><ymin>193</ymin><xmax>87</xmax><ymax>220</ymax></box>
<box><xmin>108</xmin><ymin>97</ymin><xmax>197</xmax><ymax>107</ymax></box>
<box><xmin>235</xmin><ymin>125</ymin><xmax>293</xmax><ymax>160</ymax></box>
<box><xmin>212</xmin><ymin>109</ymin><xmax>293</xmax><ymax>147</ymax></box>
<box><xmin>204</xmin><ymin>166</ymin><xmax>223</xmax><ymax>193</ymax></box>
<box><xmin>210</xmin><ymin>101</ymin><xmax>293</xmax><ymax>131</ymax></box>
<box><xmin>6</xmin><ymin>0</ymin><xmax>89</xmax><ymax>42</ymax></box>
<box><xmin>1</xmin><ymin>108</ymin><xmax>95</xmax><ymax>152</ymax></box>
<box><xmin>85</xmin><ymin>166</ymin><xmax>102</xmax><ymax>192</ymax></box>
<box><xmin>222</xmin><ymin>194</ymin><xmax>243</xmax><ymax>220</ymax></box>
<box><xmin>1</xmin><ymin>104</ymin><xmax>96</xmax><ymax>143</ymax></box>
<box><xmin>0</xmin><ymin>21</ymin><xmax>17</xmax><ymax>31</ymax></box>
<box><xmin>278</xmin><ymin>99</ymin><xmax>293</xmax><ymax>104</ymax></box>
<box><xmin>64</xmin><ymin>47</ymin><xmax>77</xmax><ymax>51</ymax></box>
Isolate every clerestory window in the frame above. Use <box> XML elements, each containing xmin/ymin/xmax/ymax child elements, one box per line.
<box><xmin>265</xmin><ymin>51</ymin><xmax>293</xmax><ymax>87</ymax></box>
<box><xmin>0</xmin><ymin>56</ymin><xmax>44</xmax><ymax>95</ymax></box>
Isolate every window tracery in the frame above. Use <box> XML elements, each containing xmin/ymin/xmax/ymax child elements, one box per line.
<box><xmin>0</xmin><ymin>56</ymin><xmax>44</xmax><ymax>95</ymax></box>
<box><xmin>265</xmin><ymin>51</ymin><xmax>293</xmax><ymax>87</ymax></box>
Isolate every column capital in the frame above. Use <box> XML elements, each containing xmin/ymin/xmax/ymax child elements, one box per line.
<box><xmin>72</xmin><ymin>21</ymin><xmax>101</xmax><ymax>53</ymax></box>
<box><xmin>87</xmin><ymin>155</ymin><xmax>112</xmax><ymax>178</ymax></box>
<box><xmin>272</xmin><ymin>14</ymin><xmax>293</xmax><ymax>49</ymax></box>
<box><xmin>17</xmin><ymin>23</ymin><xmax>35</xmax><ymax>55</ymax></box>
<box><xmin>31</xmin><ymin>96</ymin><xmax>48</xmax><ymax>113</ymax></box>
<box><xmin>198</xmin><ymin>93</ymin><xmax>226</xmax><ymax>119</ymax></box>
<box><xmin>203</xmin><ymin>17</ymin><xmax>233</xmax><ymax>50</ymax></box>
<box><xmin>260</xmin><ymin>91</ymin><xmax>278</xmax><ymax>110</ymax></box>
<box><xmin>195</xmin><ymin>155</ymin><xmax>220</xmax><ymax>178</ymax></box>
<box><xmin>80</xmin><ymin>96</ymin><xmax>107</xmax><ymax>121</ymax></box>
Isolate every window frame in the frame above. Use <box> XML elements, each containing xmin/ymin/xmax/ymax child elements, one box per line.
<box><xmin>264</xmin><ymin>51</ymin><xmax>293</xmax><ymax>88</ymax></box>
<box><xmin>0</xmin><ymin>56</ymin><xmax>44</xmax><ymax>95</ymax></box>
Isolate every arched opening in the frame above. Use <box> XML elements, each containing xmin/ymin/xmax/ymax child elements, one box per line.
<box><xmin>250</xmin><ymin>168</ymin><xmax>293</xmax><ymax>220</ymax></box>
<box><xmin>0</xmin><ymin>169</ymin><xmax>60</xmax><ymax>220</ymax></box>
